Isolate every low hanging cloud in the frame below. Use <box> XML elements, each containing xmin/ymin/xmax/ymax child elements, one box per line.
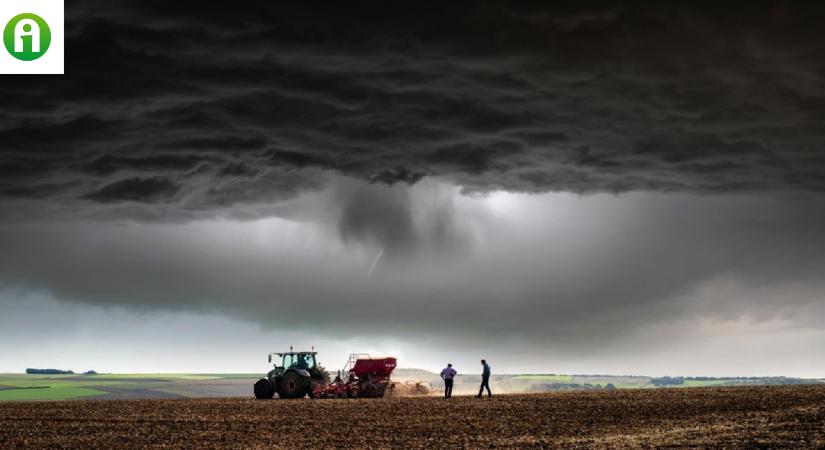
<box><xmin>1</xmin><ymin>185</ymin><xmax>824</xmax><ymax>354</ymax></box>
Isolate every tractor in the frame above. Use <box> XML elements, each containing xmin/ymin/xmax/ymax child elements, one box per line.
<box><xmin>254</xmin><ymin>349</ymin><xmax>398</xmax><ymax>399</ymax></box>
<box><xmin>253</xmin><ymin>349</ymin><xmax>329</xmax><ymax>399</ymax></box>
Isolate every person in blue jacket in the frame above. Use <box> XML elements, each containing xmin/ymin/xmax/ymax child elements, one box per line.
<box><xmin>476</xmin><ymin>359</ymin><xmax>492</xmax><ymax>398</ymax></box>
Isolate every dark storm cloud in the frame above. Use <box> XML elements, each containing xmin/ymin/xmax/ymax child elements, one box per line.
<box><xmin>2</xmin><ymin>1</ymin><xmax>825</xmax><ymax>369</ymax></box>
<box><xmin>84</xmin><ymin>176</ymin><xmax>182</xmax><ymax>203</ymax></box>
<box><xmin>2</xmin><ymin>1</ymin><xmax>825</xmax><ymax>222</ymax></box>
<box><xmin>82</xmin><ymin>154</ymin><xmax>205</xmax><ymax>176</ymax></box>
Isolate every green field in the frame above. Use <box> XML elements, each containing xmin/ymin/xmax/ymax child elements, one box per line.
<box><xmin>0</xmin><ymin>386</ymin><xmax>103</xmax><ymax>401</ymax></box>
<box><xmin>512</xmin><ymin>374</ymin><xmax>573</xmax><ymax>382</ymax></box>
<box><xmin>0</xmin><ymin>374</ymin><xmax>255</xmax><ymax>401</ymax></box>
<box><xmin>681</xmin><ymin>379</ymin><xmax>731</xmax><ymax>388</ymax></box>
<box><xmin>73</xmin><ymin>374</ymin><xmax>222</xmax><ymax>381</ymax></box>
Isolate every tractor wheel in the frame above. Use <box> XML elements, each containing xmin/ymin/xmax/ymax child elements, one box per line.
<box><xmin>363</xmin><ymin>383</ymin><xmax>378</xmax><ymax>398</ymax></box>
<box><xmin>376</xmin><ymin>385</ymin><xmax>388</xmax><ymax>397</ymax></box>
<box><xmin>279</xmin><ymin>371</ymin><xmax>309</xmax><ymax>399</ymax></box>
<box><xmin>254</xmin><ymin>378</ymin><xmax>274</xmax><ymax>399</ymax></box>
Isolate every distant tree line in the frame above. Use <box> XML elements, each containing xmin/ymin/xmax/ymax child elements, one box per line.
<box><xmin>684</xmin><ymin>376</ymin><xmax>809</xmax><ymax>382</ymax></box>
<box><xmin>25</xmin><ymin>368</ymin><xmax>99</xmax><ymax>375</ymax></box>
<box><xmin>26</xmin><ymin>368</ymin><xmax>74</xmax><ymax>375</ymax></box>
<box><xmin>652</xmin><ymin>376</ymin><xmax>813</xmax><ymax>386</ymax></box>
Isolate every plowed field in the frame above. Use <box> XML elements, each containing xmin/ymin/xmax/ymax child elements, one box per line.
<box><xmin>2</xmin><ymin>385</ymin><xmax>825</xmax><ymax>448</ymax></box>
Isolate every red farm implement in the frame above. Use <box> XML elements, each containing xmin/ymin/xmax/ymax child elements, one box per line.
<box><xmin>254</xmin><ymin>349</ymin><xmax>403</xmax><ymax>399</ymax></box>
<box><xmin>314</xmin><ymin>353</ymin><xmax>397</xmax><ymax>398</ymax></box>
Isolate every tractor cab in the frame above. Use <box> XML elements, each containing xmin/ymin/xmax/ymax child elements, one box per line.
<box><xmin>266</xmin><ymin>351</ymin><xmax>318</xmax><ymax>380</ymax></box>
<box><xmin>269</xmin><ymin>351</ymin><xmax>317</xmax><ymax>371</ymax></box>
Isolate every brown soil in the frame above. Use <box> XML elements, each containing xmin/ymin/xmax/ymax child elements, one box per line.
<box><xmin>1</xmin><ymin>385</ymin><xmax>824</xmax><ymax>448</ymax></box>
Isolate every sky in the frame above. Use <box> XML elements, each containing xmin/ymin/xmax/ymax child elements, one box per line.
<box><xmin>1</xmin><ymin>2</ymin><xmax>825</xmax><ymax>376</ymax></box>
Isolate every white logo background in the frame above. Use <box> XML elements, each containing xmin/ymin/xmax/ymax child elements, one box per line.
<box><xmin>0</xmin><ymin>0</ymin><xmax>64</xmax><ymax>74</ymax></box>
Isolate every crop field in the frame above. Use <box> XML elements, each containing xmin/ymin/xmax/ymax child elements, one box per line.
<box><xmin>0</xmin><ymin>374</ymin><xmax>258</xmax><ymax>401</ymax></box>
<box><xmin>1</xmin><ymin>385</ymin><xmax>824</xmax><ymax>448</ymax></box>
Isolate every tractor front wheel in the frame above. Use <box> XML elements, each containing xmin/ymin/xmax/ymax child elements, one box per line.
<box><xmin>254</xmin><ymin>378</ymin><xmax>274</xmax><ymax>399</ymax></box>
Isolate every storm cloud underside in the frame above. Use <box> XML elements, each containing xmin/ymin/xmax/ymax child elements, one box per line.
<box><xmin>1</xmin><ymin>2</ymin><xmax>825</xmax><ymax>374</ymax></box>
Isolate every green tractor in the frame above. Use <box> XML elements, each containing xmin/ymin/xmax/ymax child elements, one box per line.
<box><xmin>254</xmin><ymin>349</ymin><xmax>329</xmax><ymax>399</ymax></box>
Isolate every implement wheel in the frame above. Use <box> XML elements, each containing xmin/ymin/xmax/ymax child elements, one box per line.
<box><xmin>254</xmin><ymin>378</ymin><xmax>274</xmax><ymax>399</ymax></box>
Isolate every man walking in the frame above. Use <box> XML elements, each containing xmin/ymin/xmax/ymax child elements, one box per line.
<box><xmin>476</xmin><ymin>359</ymin><xmax>492</xmax><ymax>398</ymax></box>
<box><xmin>440</xmin><ymin>363</ymin><xmax>457</xmax><ymax>399</ymax></box>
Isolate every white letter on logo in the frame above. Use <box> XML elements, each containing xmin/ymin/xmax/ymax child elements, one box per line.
<box><xmin>14</xmin><ymin>19</ymin><xmax>40</xmax><ymax>53</ymax></box>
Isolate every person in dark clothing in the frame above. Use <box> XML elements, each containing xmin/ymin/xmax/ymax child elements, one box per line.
<box><xmin>440</xmin><ymin>363</ymin><xmax>457</xmax><ymax>399</ymax></box>
<box><xmin>476</xmin><ymin>359</ymin><xmax>492</xmax><ymax>398</ymax></box>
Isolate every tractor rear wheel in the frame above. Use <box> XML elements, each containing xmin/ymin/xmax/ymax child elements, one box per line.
<box><xmin>254</xmin><ymin>378</ymin><xmax>274</xmax><ymax>399</ymax></box>
<box><xmin>279</xmin><ymin>371</ymin><xmax>309</xmax><ymax>399</ymax></box>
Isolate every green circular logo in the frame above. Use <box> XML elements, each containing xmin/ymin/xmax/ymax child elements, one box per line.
<box><xmin>3</xmin><ymin>13</ymin><xmax>51</xmax><ymax>61</ymax></box>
